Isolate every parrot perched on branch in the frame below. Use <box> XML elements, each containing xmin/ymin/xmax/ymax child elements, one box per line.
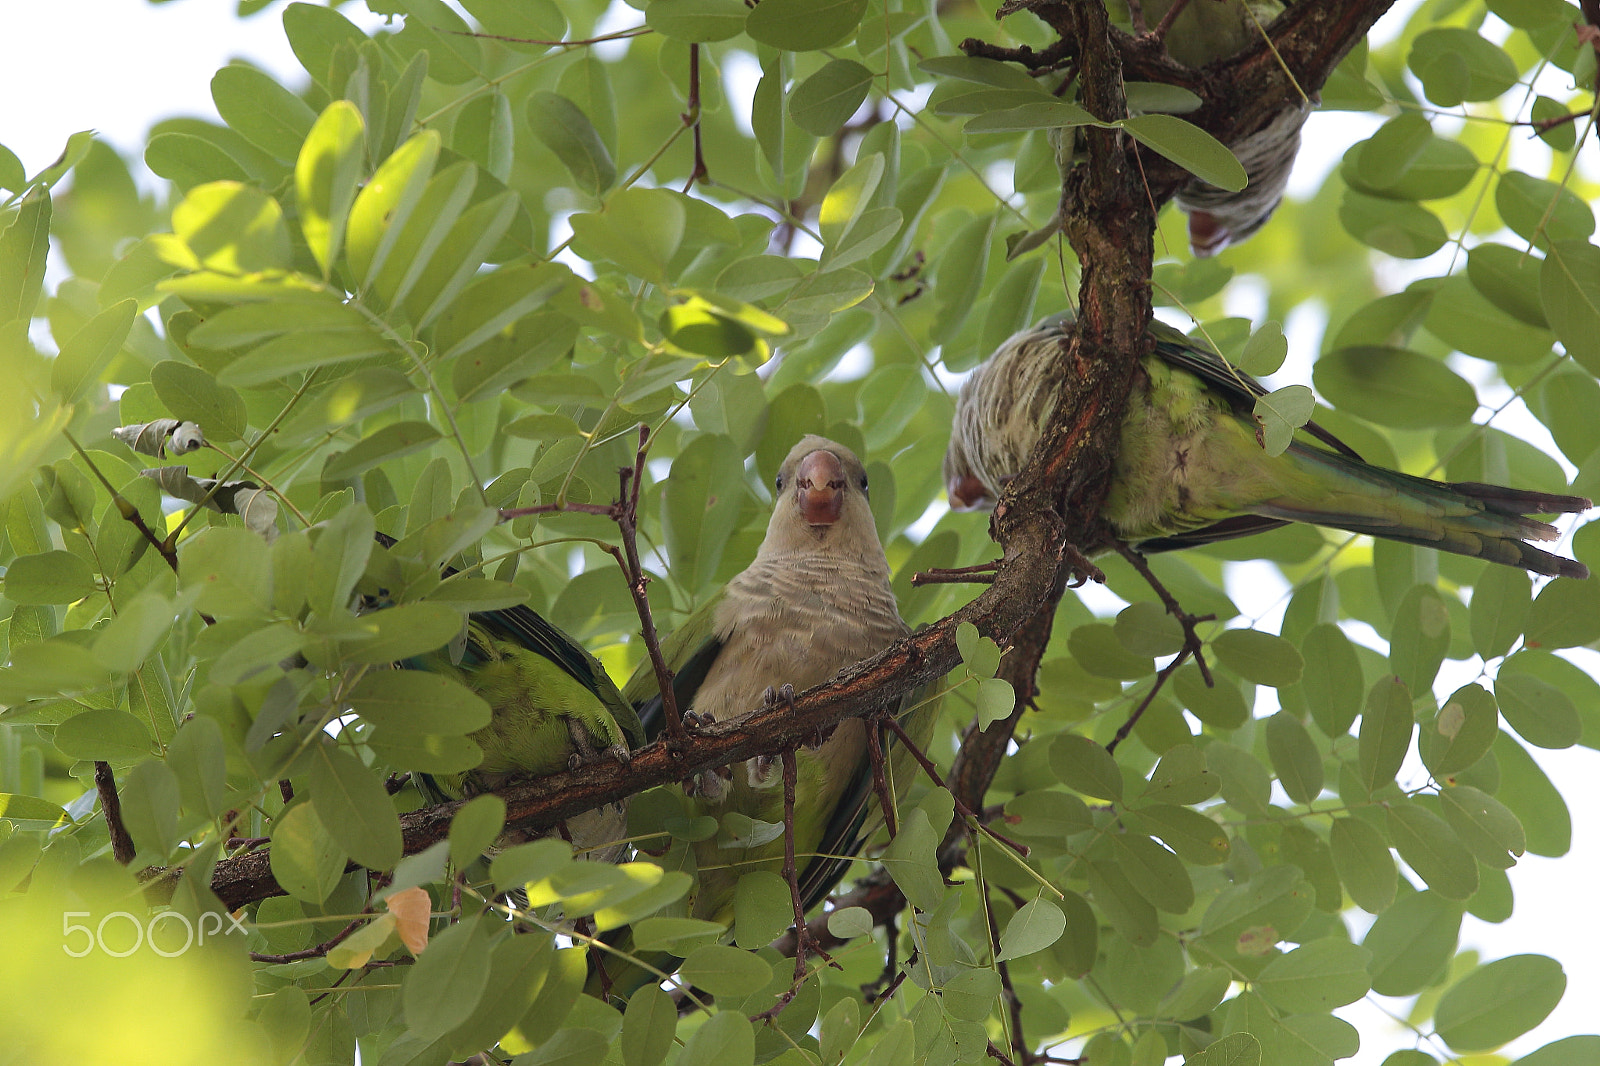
<box><xmin>590</xmin><ymin>435</ymin><xmax>939</xmax><ymax>1000</ymax></box>
<box><xmin>944</xmin><ymin>314</ymin><xmax>1591</xmax><ymax>578</ymax></box>
<box><xmin>1137</xmin><ymin>0</ymin><xmax>1309</xmax><ymax>256</ymax></box>
<box><xmin>386</xmin><ymin>575</ymin><xmax>644</xmax><ymax>861</ymax></box>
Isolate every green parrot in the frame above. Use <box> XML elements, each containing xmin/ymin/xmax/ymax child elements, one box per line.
<box><xmin>1137</xmin><ymin>0</ymin><xmax>1307</xmax><ymax>256</ymax></box>
<box><xmin>589</xmin><ymin>435</ymin><xmax>938</xmax><ymax>1000</ymax></box>
<box><xmin>944</xmin><ymin>314</ymin><xmax>1591</xmax><ymax>578</ymax></box>
<box><xmin>396</xmin><ymin>593</ymin><xmax>645</xmax><ymax>862</ymax></box>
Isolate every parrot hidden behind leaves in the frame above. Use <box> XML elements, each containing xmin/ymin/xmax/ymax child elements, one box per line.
<box><xmin>590</xmin><ymin>435</ymin><xmax>938</xmax><ymax>1000</ymax></box>
<box><xmin>1137</xmin><ymin>0</ymin><xmax>1308</xmax><ymax>256</ymax></box>
<box><xmin>398</xmin><ymin>596</ymin><xmax>645</xmax><ymax>862</ymax></box>
<box><xmin>944</xmin><ymin>314</ymin><xmax>1591</xmax><ymax>578</ymax></box>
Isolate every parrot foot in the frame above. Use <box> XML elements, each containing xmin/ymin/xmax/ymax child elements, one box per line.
<box><xmin>683</xmin><ymin>710</ymin><xmax>714</xmax><ymax>732</ymax></box>
<box><xmin>761</xmin><ymin>683</ymin><xmax>797</xmax><ymax>712</ymax></box>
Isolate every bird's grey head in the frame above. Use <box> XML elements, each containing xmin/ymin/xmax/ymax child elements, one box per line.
<box><xmin>766</xmin><ymin>435</ymin><xmax>878</xmax><ymax>552</ymax></box>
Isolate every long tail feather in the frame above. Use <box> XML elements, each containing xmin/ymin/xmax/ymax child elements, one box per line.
<box><xmin>1255</xmin><ymin>445</ymin><xmax>1590</xmax><ymax>579</ymax></box>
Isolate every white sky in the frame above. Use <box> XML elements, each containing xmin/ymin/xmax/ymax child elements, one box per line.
<box><xmin>3</xmin><ymin>1</ymin><xmax>1599</xmax><ymax>1062</ymax></box>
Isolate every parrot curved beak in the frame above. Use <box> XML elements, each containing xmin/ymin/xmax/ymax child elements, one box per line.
<box><xmin>947</xmin><ymin>474</ymin><xmax>993</xmax><ymax>512</ymax></box>
<box><xmin>795</xmin><ymin>449</ymin><xmax>846</xmax><ymax>526</ymax></box>
<box><xmin>1188</xmin><ymin>211</ymin><xmax>1229</xmax><ymax>258</ymax></box>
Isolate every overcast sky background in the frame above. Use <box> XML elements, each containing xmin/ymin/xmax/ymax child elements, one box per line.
<box><xmin>2</xmin><ymin>2</ymin><xmax>1598</xmax><ymax>1062</ymax></box>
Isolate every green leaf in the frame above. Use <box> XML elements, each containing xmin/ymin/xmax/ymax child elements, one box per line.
<box><xmin>120</xmin><ymin>758</ymin><xmax>183</xmax><ymax>859</ymax></box>
<box><xmin>1314</xmin><ymin>346</ymin><xmax>1476</xmax><ymax>428</ymax></box>
<box><xmin>1049</xmin><ymin>734</ymin><xmax>1123</xmax><ymax>801</ymax></box>
<box><xmin>1339</xmin><ymin>191</ymin><xmax>1449</xmax><ymax>258</ymax></box>
<box><xmin>403</xmin><ymin>915</ymin><xmax>492</xmax><ymax>1037</ymax></box>
<box><xmin>1265</xmin><ymin>712</ymin><xmax>1323</xmax><ymax>804</ymax></box>
<box><xmin>310</xmin><ymin>743</ymin><xmax>403</xmax><ymax>870</ymax></box>
<box><xmin>1113</xmin><ymin>832</ymin><xmax>1194</xmax><ymax>913</ymax></box>
<box><xmin>1425</xmin><ymin>274</ymin><xmax>1553</xmax><ymax>365</ymax></box>
<box><xmin>4</xmin><ymin>550</ymin><xmax>96</xmax><ymax>605</ymax></box>
<box><xmin>789</xmin><ymin>60</ymin><xmax>874</xmax><ymax>137</ymax></box>
<box><xmin>1500</xmin><ymin>176</ymin><xmax>1595</xmax><ymax>251</ymax></box>
<box><xmin>745</xmin><ymin>0</ymin><xmax>867</xmax><ymax>50</ymax></box>
<box><xmin>1419</xmin><ymin>683</ymin><xmax>1499</xmax><ymax>778</ymax></box>
<box><xmin>1300</xmin><ymin>622</ymin><xmax>1363</xmax><ymax>737</ymax></box>
<box><xmin>1467</xmin><ymin>242</ymin><xmax>1548</xmax><ymax>327</ymax></box>
<box><xmin>569</xmin><ymin>188</ymin><xmax>684</xmax><ymax>284</ymax></box>
<box><xmin>962</xmin><ymin>100</ymin><xmax>1098</xmax><ymax>132</ymax></box>
<box><xmin>1409</xmin><ymin>28</ymin><xmax>1519</xmax><ymax>105</ymax></box>
<box><xmin>1124</xmin><ymin>804</ymin><xmax>1229</xmax><ymax>865</ymax></box>
<box><xmin>1188</xmin><ymin>1033</ymin><xmax>1261</xmax><ymax>1066</ymax></box>
<box><xmin>269</xmin><ymin>800</ymin><xmax>348</xmax><ymax>903</ymax></box>
<box><xmin>995</xmin><ymin>898</ymin><xmax>1065</xmax><ymax>962</ymax></box>
<box><xmin>347</xmin><ymin>130</ymin><xmax>440</xmax><ymax>289</ymax></box>
<box><xmin>322</xmin><ymin>421</ymin><xmax>442</xmax><ymax>481</ymax></box>
<box><xmin>1067</xmin><ymin>623</ymin><xmax>1152</xmax><ymax>680</ymax></box>
<box><xmin>1255</xmin><ymin>938</ymin><xmax>1373</xmax><ymax>1014</ymax></box>
<box><xmin>525</xmin><ymin>91</ymin><xmax>615</xmax><ymax>197</ymax></box>
<box><xmin>1470</xmin><ymin>561</ymin><xmax>1531</xmax><ymax>659</ymax></box>
<box><xmin>661</xmin><ymin>434</ymin><xmax>745</xmax><ymax>597</ymax></box>
<box><xmin>211</xmin><ymin>64</ymin><xmax>318</xmax><ymax>161</ymax></box>
<box><xmin>1364</xmin><ymin>888</ymin><xmax>1462</xmax><ymax>996</ymax></box>
<box><xmin>0</xmin><ymin>188</ymin><xmax>51</xmax><ymax>324</ymax></box>
<box><xmin>1389</xmin><ymin>584</ymin><xmax>1450</xmax><ymax>694</ymax></box>
<box><xmin>679</xmin><ymin>944</ymin><xmax>774</xmax><ymax>999</ymax></box>
<box><xmin>337</xmin><ymin>603</ymin><xmax>465</xmax><ymax>665</ymax></box>
<box><xmin>1526</xmin><ymin>575</ymin><xmax>1600</xmax><ymax>649</ymax></box>
<box><xmin>1121</xmin><ymin>113</ymin><xmax>1246</xmax><ymax>191</ymax></box>
<box><xmin>1440</xmin><ymin>784</ymin><xmax>1525</xmax><ymax>869</ymax></box>
<box><xmin>51</xmin><ymin>298</ymin><xmax>136</xmax><ymax>400</ymax></box>
<box><xmin>307</xmin><ymin>501</ymin><xmax>374</xmax><ymax>618</ymax></box>
<box><xmin>167</xmin><ymin>716</ymin><xmax>228</xmax><ymax>819</ymax></box>
<box><xmin>92</xmin><ymin>589</ymin><xmax>174</xmax><ymax>673</ymax></box>
<box><xmin>732</xmin><ymin>870</ymin><xmax>791</xmax><ymax>949</ymax></box>
<box><xmin>1253</xmin><ymin>384</ymin><xmax>1314</xmax><ymax>456</ymax></box>
<box><xmin>1542</xmin><ymin>240</ymin><xmax>1600</xmax><ymax>375</ymax></box>
<box><xmin>1211</xmin><ymin>629</ymin><xmax>1302</xmax><ymax>688</ymax></box>
<box><xmin>645</xmin><ymin>0</ymin><xmax>747</xmax><ymax>41</ymax></box>
<box><xmin>296</xmin><ymin>100</ymin><xmax>366</xmax><ymax>278</ymax></box>
<box><xmin>1330</xmin><ymin>815</ymin><xmax>1397</xmax><ymax>913</ymax></box>
<box><xmin>621</xmin><ymin>984</ymin><xmax>677</xmax><ymax>1066</ymax></box>
<box><xmin>349</xmin><ymin>671</ymin><xmax>491</xmax><ymax>735</ymax></box>
<box><xmin>1510</xmin><ymin>1037</ymin><xmax>1600</xmax><ymax>1066</ymax></box>
<box><xmin>1388</xmin><ymin>800</ymin><xmax>1478</xmax><ymax>900</ymax></box>
<box><xmin>879</xmin><ymin>807</ymin><xmax>943</xmax><ymax>911</ymax></box>
<box><xmin>150</xmin><ymin>360</ymin><xmax>248</xmax><ymax>442</ymax></box>
<box><xmin>180</xmin><ymin>526</ymin><xmax>273</xmax><ymax>620</ymax></box>
<box><xmin>1114</xmin><ymin>601</ymin><xmax>1184</xmax><ymax>657</ymax></box>
<box><xmin>1358</xmin><ymin>677</ymin><xmax>1414</xmax><ymax>793</ymax></box>
<box><xmin>1435</xmin><ymin>954</ymin><xmax>1566</xmax><ymax>1052</ymax></box>
<box><xmin>1494</xmin><ymin>670</ymin><xmax>1580</xmax><ymax>750</ymax></box>
<box><xmin>171</xmin><ymin>181</ymin><xmax>291</xmax><ymax>273</ymax></box>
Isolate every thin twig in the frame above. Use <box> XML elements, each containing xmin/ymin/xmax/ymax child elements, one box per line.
<box><xmin>911</xmin><ymin>560</ymin><xmax>1002</xmax><ymax>587</ymax></box>
<box><xmin>865</xmin><ymin>718</ymin><xmax>898</xmax><ymax>839</ymax></box>
<box><xmin>1111</xmin><ymin>541</ymin><xmax>1214</xmax><ymax>686</ymax></box>
<box><xmin>616</xmin><ymin>426</ymin><xmax>687</xmax><ymax>745</ymax></box>
<box><xmin>1106</xmin><ymin>651</ymin><xmax>1192</xmax><ymax>755</ymax></box>
<box><xmin>754</xmin><ymin>748</ymin><xmax>831</xmax><ymax>1024</ymax></box>
<box><xmin>95</xmin><ymin>762</ymin><xmax>136</xmax><ymax>865</ymax></box>
<box><xmin>881</xmin><ymin>718</ymin><xmax>1029</xmax><ymax>858</ymax></box>
<box><xmin>683</xmin><ymin>44</ymin><xmax>708</xmax><ymax>191</ymax></box>
<box><xmin>252</xmin><ymin>915</ymin><xmax>369</xmax><ymax>964</ymax></box>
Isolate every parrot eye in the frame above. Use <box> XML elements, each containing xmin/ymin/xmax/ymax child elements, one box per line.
<box><xmin>774</xmin><ymin>474</ymin><xmax>786</xmax><ymax>492</ymax></box>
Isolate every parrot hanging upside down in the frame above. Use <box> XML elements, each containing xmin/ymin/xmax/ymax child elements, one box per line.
<box><xmin>1135</xmin><ymin>0</ymin><xmax>1308</xmax><ymax>256</ymax></box>
<box><xmin>590</xmin><ymin>435</ymin><xmax>938</xmax><ymax>1000</ymax></box>
<box><xmin>944</xmin><ymin>314</ymin><xmax>1591</xmax><ymax>579</ymax></box>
